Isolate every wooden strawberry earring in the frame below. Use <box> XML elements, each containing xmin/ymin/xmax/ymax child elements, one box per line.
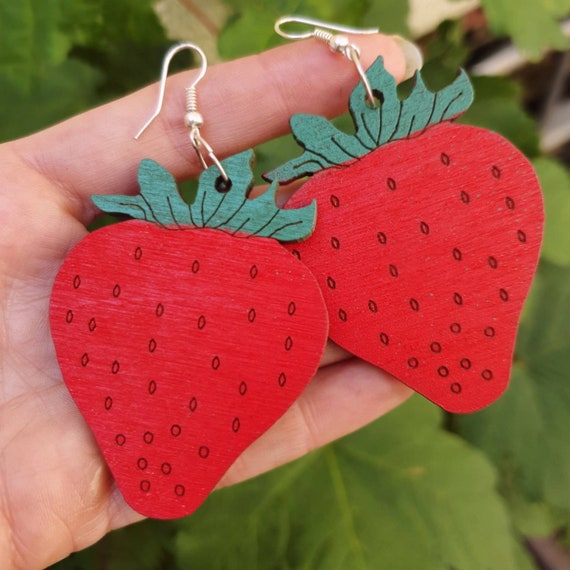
<box><xmin>268</xmin><ymin>17</ymin><xmax>545</xmax><ymax>413</ymax></box>
<box><xmin>50</xmin><ymin>42</ymin><xmax>329</xmax><ymax>519</ymax></box>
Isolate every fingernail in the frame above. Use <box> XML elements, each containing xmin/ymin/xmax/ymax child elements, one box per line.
<box><xmin>391</xmin><ymin>35</ymin><xmax>424</xmax><ymax>80</ymax></box>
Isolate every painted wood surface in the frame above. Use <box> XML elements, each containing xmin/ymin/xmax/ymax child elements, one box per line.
<box><xmin>49</xmin><ymin>152</ymin><xmax>328</xmax><ymax>519</ymax></box>
<box><xmin>284</xmin><ymin>122</ymin><xmax>544</xmax><ymax>413</ymax></box>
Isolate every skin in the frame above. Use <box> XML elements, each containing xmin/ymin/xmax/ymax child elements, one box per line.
<box><xmin>0</xmin><ymin>35</ymin><xmax>412</xmax><ymax>569</ymax></box>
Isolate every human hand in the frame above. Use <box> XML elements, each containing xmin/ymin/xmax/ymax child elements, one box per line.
<box><xmin>0</xmin><ymin>35</ymin><xmax>413</xmax><ymax>569</ymax></box>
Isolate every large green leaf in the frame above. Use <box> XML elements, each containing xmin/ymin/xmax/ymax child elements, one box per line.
<box><xmin>174</xmin><ymin>398</ymin><xmax>520</xmax><ymax>569</ymax></box>
<box><xmin>0</xmin><ymin>0</ymin><xmax>70</xmax><ymax>93</ymax></box>
<box><xmin>458</xmin><ymin>262</ymin><xmax>570</xmax><ymax>526</ymax></box>
<box><xmin>481</xmin><ymin>0</ymin><xmax>570</xmax><ymax>59</ymax></box>
<box><xmin>532</xmin><ymin>158</ymin><xmax>570</xmax><ymax>267</ymax></box>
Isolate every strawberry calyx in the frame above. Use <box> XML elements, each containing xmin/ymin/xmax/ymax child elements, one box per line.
<box><xmin>92</xmin><ymin>150</ymin><xmax>316</xmax><ymax>242</ymax></box>
<box><xmin>265</xmin><ymin>57</ymin><xmax>474</xmax><ymax>183</ymax></box>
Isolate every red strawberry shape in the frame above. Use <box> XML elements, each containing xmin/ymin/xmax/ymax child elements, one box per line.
<box><xmin>50</xmin><ymin>151</ymin><xmax>328</xmax><ymax>519</ymax></box>
<box><xmin>266</xmin><ymin>59</ymin><xmax>544</xmax><ymax>413</ymax></box>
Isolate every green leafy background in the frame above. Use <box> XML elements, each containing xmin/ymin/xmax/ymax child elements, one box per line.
<box><xmin>1</xmin><ymin>1</ymin><xmax>569</xmax><ymax>568</ymax></box>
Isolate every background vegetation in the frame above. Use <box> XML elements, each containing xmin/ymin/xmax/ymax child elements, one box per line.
<box><xmin>1</xmin><ymin>1</ymin><xmax>569</xmax><ymax>568</ymax></box>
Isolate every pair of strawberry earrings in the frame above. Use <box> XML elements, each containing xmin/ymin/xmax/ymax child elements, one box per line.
<box><xmin>50</xmin><ymin>16</ymin><xmax>545</xmax><ymax>520</ymax></box>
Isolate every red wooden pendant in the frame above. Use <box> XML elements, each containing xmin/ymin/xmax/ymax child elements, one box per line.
<box><xmin>266</xmin><ymin>58</ymin><xmax>544</xmax><ymax>413</ymax></box>
<box><xmin>50</xmin><ymin>151</ymin><xmax>328</xmax><ymax>518</ymax></box>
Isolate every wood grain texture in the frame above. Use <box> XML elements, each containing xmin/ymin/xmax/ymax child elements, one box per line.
<box><xmin>50</xmin><ymin>221</ymin><xmax>328</xmax><ymax>519</ymax></box>
<box><xmin>93</xmin><ymin>150</ymin><xmax>316</xmax><ymax>242</ymax></box>
<box><xmin>285</xmin><ymin>122</ymin><xmax>544</xmax><ymax>413</ymax></box>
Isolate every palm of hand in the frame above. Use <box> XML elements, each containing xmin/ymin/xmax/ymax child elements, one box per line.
<box><xmin>0</xmin><ymin>38</ymin><xmax>408</xmax><ymax>569</ymax></box>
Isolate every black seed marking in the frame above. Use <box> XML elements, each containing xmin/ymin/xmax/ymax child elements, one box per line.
<box><xmin>212</xmin><ymin>356</ymin><xmax>220</xmax><ymax>370</ymax></box>
<box><xmin>441</xmin><ymin>153</ymin><xmax>451</xmax><ymax>166</ymax></box>
<box><xmin>143</xmin><ymin>431</ymin><xmax>154</xmax><ymax>444</ymax></box>
<box><xmin>192</xmin><ymin>260</ymin><xmax>200</xmax><ymax>274</ymax></box>
<box><xmin>377</xmin><ymin>232</ymin><xmax>387</xmax><ymax>245</ymax></box>
<box><xmin>156</xmin><ymin>303</ymin><xmax>164</xmax><ymax>317</ymax></box>
<box><xmin>460</xmin><ymin>191</ymin><xmax>470</xmax><ymax>204</ymax></box>
<box><xmin>410</xmin><ymin>299</ymin><xmax>420</xmax><ymax>312</ymax></box>
<box><xmin>104</xmin><ymin>396</ymin><xmax>113</xmax><ymax>410</ymax></box>
<box><xmin>232</xmin><ymin>417</ymin><xmax>240</xmax><ymax>433</ymax></box>
<box><xmin>326</xmin><ymin>276</ymin><xmax>336</xmax><ymax>290</ymax></box>
<box><xmin>115</xmin><ymin>434</ymin><xmax>126</xmax><ymax>446</ymax></box>
<box><xmin>88</xmin><ymin>318</ymin><xmax>97</xmax><ymax>332</ymax></box>
<box><xmin>453</xmin><ymin>293</ymin><xmax>463</xmax><ymax>306</ymax></box>
<box><xmin>250</xmin><ymin>264</ymin><xmax>258</xmax><ymax>279</ymax></box>
<box><xmin>198</xmin><ymin>315</ymin><xmax>206</xmax><ymax>330</ymax></box>
<box><xmin>111</xmin><ymin>360</ymin><xmax>120</xmax><ymax>374</ymax></box>
<box><xmin>492</xmin><ymin>166</ymin><xmax>501</xmax><ymax>179</ymax></box>
<box><xmin>460</xmin><ymin>358</ymin><xmax>471</xmax><ymax>370</ymax></box>
<box><xmin>450</xmin><ymin>323</ymin><xmax>462</xmax><ymax>334</ymax></box>
<box><xmin>288</xmin><ymin>301</ymin><xmax>296</xmax><ymax>316</ymax></box>
<box><xmin>66</xmin><ymin>310</ymin><xmax>74</xmax><ymax>324</ymax></box>
<box><xmin>140</xmin><ymin>480</ymin><xmax>150</xmax><ymax>493</ymax></box>
<box><xmin>331</xmin><ymin>236</ymin><xmax>340</xmax><ymax>250</ymax></box>
<box><xmin>73</xmin><ymin>275</ymin><xmax>81</xmax><ymax>289</ymax></box>
<box><xmin>430</xmin><ymin>342</ymin><xmax>442</xmax><ymax>353</ymax></box>
<box><xmin>239</xmin><ymin>381</ymin><xmax>247</xmax><ymax>395</ymax></box>
<box><xmin>291</xmin><ymin>249</ymin><xmax>301</xmax><ymax>260</ymax></box>
<box><xmin>379</xmin><ymin>333</ymin><xmax>389</xmax><ymax>346</ymax></box>
<box><xmin>453</xmin><ymin>248</ymin><xmax>462</xmax><ymax>261</ymax></box>
<box><xmin>368</xmin><ymin>300</ymin><xmax>378</xmax><ymax>313</ymax></box>
<box><xmin>484</xmin><ymin>327</ymin><xmax>496</xmax><ymax>338</ymax></box>
<box><xmin>81</xmin><ymin>353</ymin><xmax>89</xmax><ymax>367</ymax></box>
<box><xmin>175</xmin><ymin>484</ymin><xmax>185</xmax><ymax>497</ymax></box>
<box><xmin>338</xmin><ymin>309</ymin><xmax>348</xmax><ymax>322</ymax></box>
<box><xmin>134</xmin><ymin>247</ymin><xmax>143</xmax><ymax>260</ymax></box>
<box><xmin>420</xmin><ymin>221</ymin><xmax>430</xmax><ymax>235</ymax></box>
<box><xmin>451</xmin><ymin>383</ymin><xmax>462</xmax><ymax>394</ymax></box>
<box><xmin>330</xmin><ymin>195</ymin><xmax>340</xmax><ymax>208</ymax></box>
<box><xmin>482</xmin><ymin>369</ymin><xmax>493</xmax><ymax>381</ymax></box>
<box><xmin>137</xmin><ymin>458</ymin><xmax>147</xmax><ymax>470</ymax></box>
<box><xmin>170</xmin><ymin>424</ymin><xmax>181</xmax><ymax>437</ymax></box>
<box><xmin>438</xmin><ymin>366</ymin><xmax>449</xmax><ymax>378</ymax></box>
<box><xmin>149</xmin><ymin>338</ymin><xmax>157</xmax><ymax>353</ymax></box>
<box><xmin>389</xmin><ymin>264</ymin><xmax>399</xmax><ymax>278</ymax></box>
<box><xmin>506</xmin><ymin>197</ymin><xmax>515</xmax><ymax>210</ymax></box>
<box><xmin>148</xmin><ymin>380</ymin><xmax>157</xmax><ymax>395</ymax></box>
<box><xmin>278</xmin><ymin>372</ymin><xmax>287</xmax><ymax>387</ymax></box>
<box><xmin>488</xmin><ymin>256</ymin><xmax>498</xmax><ymax>269</ymax></box>
<box><xmin>161</xmin><ymin>462</ymin><xmax>172</xmax><ymax>475</ymax></box>
<box><xmin>517</xmin><ymin>230</ymin><xmax>527</xmax><ymax>243</ymax></box>
<box><xmin>199</xmin><ymin>446</ymin><xmax>210</xmax><ymax>459</ymax></box>
<box><xmin>500</xmin><ymin>288</ymin><xmax>509</xmax><ymax>302</ymax></box>
<box><xmin>387</xmin><ymin>177</ymin><xmax>397</xmax><ymax>191</ymax></box>
<box><xmin>248</xmin><ymin>308</ymin><xmax>256</xmax><ymax>323</ymax></box>
<box><xmin>285</xmin><ymin>336</ymin><xmax>293</xmax><ymax>351</ymax></box>
<box><xmin>408</xmin><ymin>357</ymin><xmax>419</xmax><ymax>369</ymax></box>
<box><xmin>189</xmin><ymin>397</ymin><xmax>198</xmax><ymax>412</ymax></box>
<box><xmin>113</xmin><ymin>284</ymin><xmax>121</xmax><ymax>298</ymax></box>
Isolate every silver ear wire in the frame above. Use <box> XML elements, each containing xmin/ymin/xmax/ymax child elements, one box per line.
<box><xmin>275</xmin><ymin>16</ymin><xmax>379</xmax><ymax>107</ymax></box>
<box><xmin>135</xmin><ymin>42</ymin><xmax>228</xmax><ymax>181</ymax></box>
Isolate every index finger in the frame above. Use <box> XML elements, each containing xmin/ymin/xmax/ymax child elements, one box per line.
<box><xmin>13</xmin><ymin>35</ymin><xmax>408</xmax><ymax>224</ymax></box>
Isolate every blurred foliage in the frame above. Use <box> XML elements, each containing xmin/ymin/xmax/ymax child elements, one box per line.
<box><xmin>1</xmin><ymin>0</ymin><xmax>569</xmax><ymax>569</ymax></box>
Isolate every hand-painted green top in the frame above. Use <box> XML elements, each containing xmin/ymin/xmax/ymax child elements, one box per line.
<box><xmin>92</xmin><ymin>150</ymin><xmax>316</xmax><ymax>242</ymax></box>
<box><xmin>265</xmin><ymin>57</ymin><xmax>474</xmax><ymax>183</ymax></box>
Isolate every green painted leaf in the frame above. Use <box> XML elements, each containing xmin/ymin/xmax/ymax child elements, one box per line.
<box><xmin>266</xmin><ymin>57</ymin><xmax>474</xmax><ymax>182</ymax></box>
<box><xmin>92</xmin><ymin>150</ymin><xmax>316</xmax><ymax>241</ymax></box>
<box><xmin>532</xmin><ymin>158</ymin><xmax>570</xmax><ymax>266</ymax></box>
<box><xmin>457</xmin><ymin>262</ymin><xmax>570</xmax><ymax>515</ymax></box>
<box><xmin>174</xmin><ymin>398</ymin><xmax>519</xmax><ymax>569</ymax></box>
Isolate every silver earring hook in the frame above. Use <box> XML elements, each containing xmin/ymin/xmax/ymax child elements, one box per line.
<box><xmin>135</xmin><ymin>42</ymin><xmax>228</xmax><ymax>181</ymax></box>
<box><xmin>275</xmin><ymin>15</ymin><xmax>379</xmax><ymax>108</ymax></box>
